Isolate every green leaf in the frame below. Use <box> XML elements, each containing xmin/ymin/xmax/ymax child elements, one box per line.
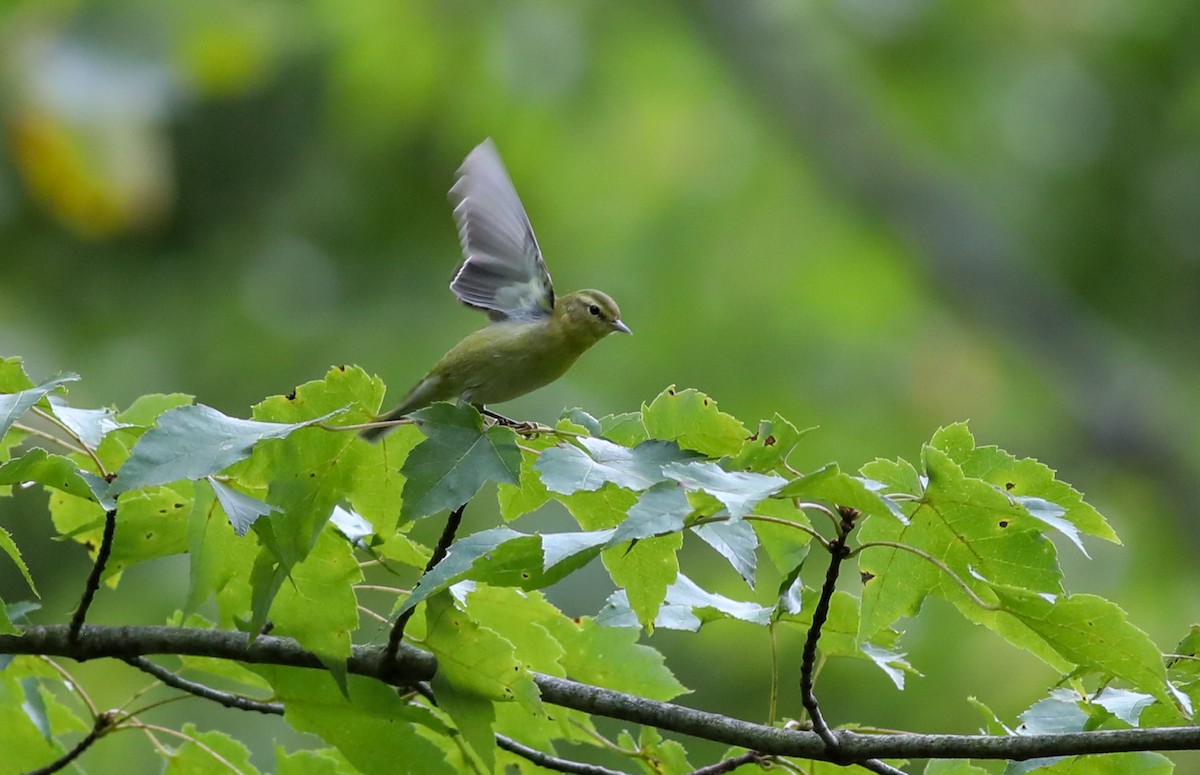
<box><xmin>400</xmin><ymin>403</ymin><xmax>521</xmax><ymax>520</ymax></box>
<box><xmin>543</xmin><ymin>616</ymin><xmax>687</xmax><ymax>700</ymax></box>
<box><xmin>276</xmin><ymin>747</ymin><xmax>357</xmax><ymax>775</ymax></box>
<box><xmin>599</xmin><ymin>573</ymin><xmax>772</xmax><ymax>630</ymax></box>
<box><xmin>781</xmin><ymin>463</ymin><xmax>908</xmax><ymax>524</ymax></box>
<box><xmin>559</xmin><ymin>407</ymin><xmax>601</xmax><ymax>435</ymax></box>
<box><xmin>1092</xmin><ymin>687</ymin><xmax>1155</xmax><ymax>727</ymax></box>
<box><xmin>931</xmin><ymin>422</ymin><xmax>1119</xmax><ymax>545</ymax></box>
<box><xmin>691</xmin><ymin>519</ymin><xmax>758</xmax><ymax>585</ymax></box>
<box><xmin>993</xmin><ymin>586</ymin><xmax>1172</xmax><ymax>705</ymax></box>
<box><xmin>924</xmin><ymin>761</ymin><xmax>991</xmax><ymax>775</ymax></box>
<box><xmin>725</xmin><ymin>413</ymin><xmax>813</xmax><ymax>473</ymax></box>
<box><xmin>165</xmin><ymin>723</ymin><xmax>258</xmax><ymax>775</ymax></box>
<box><xmin>598</xmin><ymin>411</ymin><xmax>648</xmax><ymax>446</ymax></box>
<box><xmin>46</xmin><ymin>395</ymin><xmax>129</xmax><ymax>447</ymax></box>
<box><xmin>663</xmin><ymin>460</ymin><xmax>784</xmax><ymax>521</ymax></box>
<box><xmin>116</xmin><ymin>393</ymin><xmax>196</xmax><ymax>425</ymax></box>
<box><xmin>860</xmin><ymin>643</ymin><xmax>918</xmax><ymax>690</ymax></box>
<box><xmin>111</xmin><ymin>403</ymin><xmax>345</xmax><ymax>494</ymax></box>
<box><xmin>269</xmin><ymin>529</ymin><xmax>361</xmax><ymax>671</ymax></box>
<box><xmin>0</xmin><ymin>448</ymin><xmax>112</xmax><ymax>507</ymax></box>
<box><xmin>603</xmin><ymin>532</ymin><xmax>681</xmax><ymax>629</ymax></box>
<box><xmin>425</xmin><ymin>593</ymin><xmax>541</xmax><ymax>771</ymax></box>
<box><xmin>463</xmin><ymin>586</ymin><xmax>568</xmax><ymax>677</ymax></box>
<box><xmin>254</xmin><ymin>666</ymin><xmax>456</xmax><ymax>775</ymax></box>
<box><xmin>397</xmin><ymin>527</ymin><xmax>519</xmax><ymax>614</ymax></box>
<box><xmin>0</xmin><ymin>373</ymin><xmax>79</xmax><ymax>437</ymax></box>
<box><xmin>535</xmin><ymin>438</ymin><xmax>701</xmax><ymax>494</ymax></box>
<box><xmin>496</xmin><ymin>439</ymin><xmax>554</xmax><ymax>521</ymax></box>
<box><xmin>857</xmin><ymin>444</ymin><xmax>1063</xmax><ymax>640</ymax></box>
<box><xmin>1017</xmin><ymin>752</ymin><xmax>1173</xmax><ymax>775</ymax></box>
<box><xmin>241</xmin><ymin>367</ymin><xmax>381</xmax><ymax>568</ymax></box>
<box><xmin>0</xmin><ymin>526</ymin><xmax>36</xmax><ymax>602</ymax></box>
<box><xmin>613</xmin><ymin>482</ymin><xmax>693</xmax><ymax>543</ymax></box>
<box><xmin>208</xmin><ymin>476</ymin><xmax>278</xmax><ymax>536</ymax></box>
<box><xmin>50</xmin><ymin>482</ymin><xmax>194</xmax><ymax>585</ymax></box>
<box><xmin>641</xmin><ymin>386</ymin><xmax>749</xmax><ymax>456</ymax></box>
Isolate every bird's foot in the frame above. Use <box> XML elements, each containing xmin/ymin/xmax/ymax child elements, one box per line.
<box><xmin>479</xmin><ymin>407</ymin><xmax>540</xmax><ymax>436</ymax></box>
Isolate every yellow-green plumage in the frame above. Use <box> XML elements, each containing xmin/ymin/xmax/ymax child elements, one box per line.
<box><xmin>361</xmin><ymin>140</ymin><xmax>629</xmax><ymax>442</ymax></box>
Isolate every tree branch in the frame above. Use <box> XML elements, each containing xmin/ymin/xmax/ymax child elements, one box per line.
<box><xmin>495</xmin><ymin>734</ymin><xmax>627</xmax><ymax>775</ymax></box>
<box><xmin>6</xmin><ymin>624</ymin><xmax>1200</xmax><ymax>762</ymax></box>
<box><xmin>69</xmin><ymin>507</ymin><xmax>117</xmax><ymax>642</ymax></box>
<box><xmin>123</xmin><ymin>657</ymin><xmax>284</xmax><ymax>715</ymax></box>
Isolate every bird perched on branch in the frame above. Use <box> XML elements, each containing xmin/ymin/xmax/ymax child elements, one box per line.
<box><xmin>361</xmin><ymin>139</ymin><xmax>630</xmax><ymax>441</ymax></box>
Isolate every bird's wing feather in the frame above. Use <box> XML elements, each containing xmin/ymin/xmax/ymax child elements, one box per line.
<box><xmin>448</xmin><ymin>139</ymin><xmax>555</xmax><ymax>322</ymax></box>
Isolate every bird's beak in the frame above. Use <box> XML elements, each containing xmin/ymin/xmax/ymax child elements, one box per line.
<box><xmin>612</xmin><ymin>319</ymin><xmax>632</xmax><ymax>335</ymax></box>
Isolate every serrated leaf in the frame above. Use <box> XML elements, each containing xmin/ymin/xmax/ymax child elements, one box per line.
<box><xmin>0</xmin><ymin>448</ymin><xmax>112</xmax><ymax>507</ymax></box>
<box><xmin>111</xmin><ymin>404</ymin><xmax>345</xmax><ymax>494</ymax></box>
<box><xmin>782</xmin><ymin>463</ymin><xmax>908</xmax><ymax>524</ymax></box>
<box><xmin>860</xmin><ymin>643</ymin><xmax>917</xmax><ymax>690</ymax></box>
<box><xmin>535</xmin><ymin>437</ymin><xmax>701</xmax><ymax>495</ymax></box>
<box><xmin>559</xmin><ymin>407</ymin><xmax>601</xmax><ymax>436</ymax></box>
<box><xmin>599</xmin><ymin>573</ymin><xmax>772</xmax><ymax>630</ymax></box>
<box><xmin>544</xmin><ymin>616</ymin><xmax>687</xmax><ymax>700</ymax></box>
<box><xmin>255</xmin><ymin>666</ymin><xmax>456</xmax><ymax>775</ymax></box>
<box><xmin>0</xmin><ymin>373</ymin><xmax>78</xmax><ymax>438</ymax></box>
<box><xmin>725</xmin><ymin>413</ymin><xmax>813</xmax><ymax>473</ymax></box>
<box><xmin>994</xmin><ymin>587</ymin><xmax>1172</xmax><ymax>705</ymax></box>
<box><xmin>397</xmin><ymin>527</ymin><xmax>524</xmax><ymax>615</ymax></box>
<box><xmin>1092</xmin><ymin>687</ymin><xmax>1155</xmax><ymax>727</ymax></box>
<box><xmin>932</xmin><ymin>422</ymin><xmax>1118</xmax><ymax>545</ymax></box>
<box><xmin>612</xmin><ymin>482</ymin><xmax>693</xmax><ymax>544</ymax></box>
<box><xmin>47</xmin><ymin>395</ymin><xmax>130</xmax><ymax>447</ymax></box>
<box><xmin>208</xmin><ymin>477</ymin><xmax>278</xmax><ymax>536</ymax></box>
<box><xmin>857</xmin><ymin>444</ymin><xmax>1063</xmax><ymax>641</ymax></box>
<box><xmin>691</xmin><ymin>519</ymin><xmax>758</xmax><ymax>586</ymax></box>
<box><xmin>400</xmin><ymin>403</ymin><xmax>521</xmax><ymax>520</ymax></box>
<box><xmin>429</xmin><ymin>587</ymin><xmax>551</xmax><ymax>772</ymax></box>
<box><xmin>497</xmin><ymin>442</ymin><xmax>553</xmax><ymax>521</ymax></box>
<box><xmin>663</xmin><ymin>460</ymin><xmax>784</xmax><ymax>521</ymax></box>
<box><xmin>598</xmin><ymin>411</ymin><xmax>648</xmax><ymax>446</ymax></box>
<box><xmin>0</xmin><ymin>527</ymin><xmax>36</xmax><ymax>601</ymax></box>
<box><xmin>328</xmin><ymin>505</ymin><xmax>373</xmax><ymax>546</ymax></box>
<box><xmin>165</xmin><ymin>723</ymin><xmax>259</xmax><ymax>775</ymax></box>
<box><xmin>641</xmin><ymin>386</ymin><xmax>748</xmax><ymax>456</ymax></box>
<box><xmin>602</xmin><ymin>532</ymin><xmax>680</xmax><ymax>629</ymax></box>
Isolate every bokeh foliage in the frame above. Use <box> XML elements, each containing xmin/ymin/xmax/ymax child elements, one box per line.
<box><xmin>2</xmin><ymin>0</ymin><xmax>1200</xmax><ymax>770</ymax></box>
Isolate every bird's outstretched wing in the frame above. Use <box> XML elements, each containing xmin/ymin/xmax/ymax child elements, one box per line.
<box><xmin>448</xmin><ymin>139</ymin><xmax>555</xmax><ymax>321</ymax></box>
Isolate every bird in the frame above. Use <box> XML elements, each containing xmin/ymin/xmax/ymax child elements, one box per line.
<box><xmin>361</xmin><ymin>138</ymin><xmax>631</xmax><ymax>442</ymax></box>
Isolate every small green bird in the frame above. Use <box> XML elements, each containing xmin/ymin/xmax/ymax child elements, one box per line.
<box><xmin>361</xmin><ymin>139</ymin><xmax>630</xmax><ymax>441</ymax></box>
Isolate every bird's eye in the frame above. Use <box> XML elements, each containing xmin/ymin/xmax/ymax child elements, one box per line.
<box><xmin>588</xmin><ymin>304</ymin><xmax>602</xmax><ymax>316</ymax></box>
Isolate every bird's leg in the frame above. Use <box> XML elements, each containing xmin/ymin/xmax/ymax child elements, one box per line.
<box><xmin>478</xmin><ymin>406</ymin><xmax>539</xmax><ymax>436</ymax></box>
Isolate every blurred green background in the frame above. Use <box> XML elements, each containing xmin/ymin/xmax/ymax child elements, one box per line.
<box><xmin>3</xmin><ymin>0</ymin><xmax>1200</xmax><ymax>771</ymax></box>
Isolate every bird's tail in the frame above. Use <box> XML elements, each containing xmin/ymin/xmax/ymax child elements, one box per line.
<box><xmin>359</xmin><ymin>407</ymin><xmax>406</xmax><ymax>442</ymax></box>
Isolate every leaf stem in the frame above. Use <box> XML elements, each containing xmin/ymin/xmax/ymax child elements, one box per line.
<box><xmin>851</xmin><ymin>541</ymin><xmax>999</xmax><ymax>611</ymax></box>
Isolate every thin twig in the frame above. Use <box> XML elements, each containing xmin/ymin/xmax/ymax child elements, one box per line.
<box><xmin>30</xmin><ymin>407</ymin><xmax>109</xmax><ymax>478</ymax></box>
<box><xmin>385</xmin><ymin>502</ymin><xmax>466</xmax><ymax>672</ymax></box>
<box><xmin>123</xmin><ymin>657</ymin><xmax>283</xmax><ymax>715</ymax></box>
<box><xmin>686</xmin><ymin>751</ymin><xmax>768</xmax><ymax>774</ymax></box>
<box><xmin>851</xmin><ymin>541</ymin><xmax>999</xmax><ymax>611</ymax></box>
<box><xmin>496</xmin><ymin>735</ymin><xmax>628</xmax><ymax>775</ymax></box>
<box><xmin>69</xmin><ymin>507</ymin><xmax>117</xmax><ymax>643</ymax></box>
<box><xmin>21</xmin><ymin>712</ymin><xmax>114</xmax><ymax>775</ymax></box>
<box><xmin>12</xmin><ymin>422</ymin><xmax>91</xmax><ymax>459</ymax></box>
<box><xmin>130</xmin><ymin>723</ymin><xmax>248</xmax><ymax>775</ymax></box>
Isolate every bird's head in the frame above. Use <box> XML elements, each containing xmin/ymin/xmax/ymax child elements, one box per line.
<box><xmin>554</xmin><ymin>289</ymin><xmax>631</xmax><ymax>346</ymax></box>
